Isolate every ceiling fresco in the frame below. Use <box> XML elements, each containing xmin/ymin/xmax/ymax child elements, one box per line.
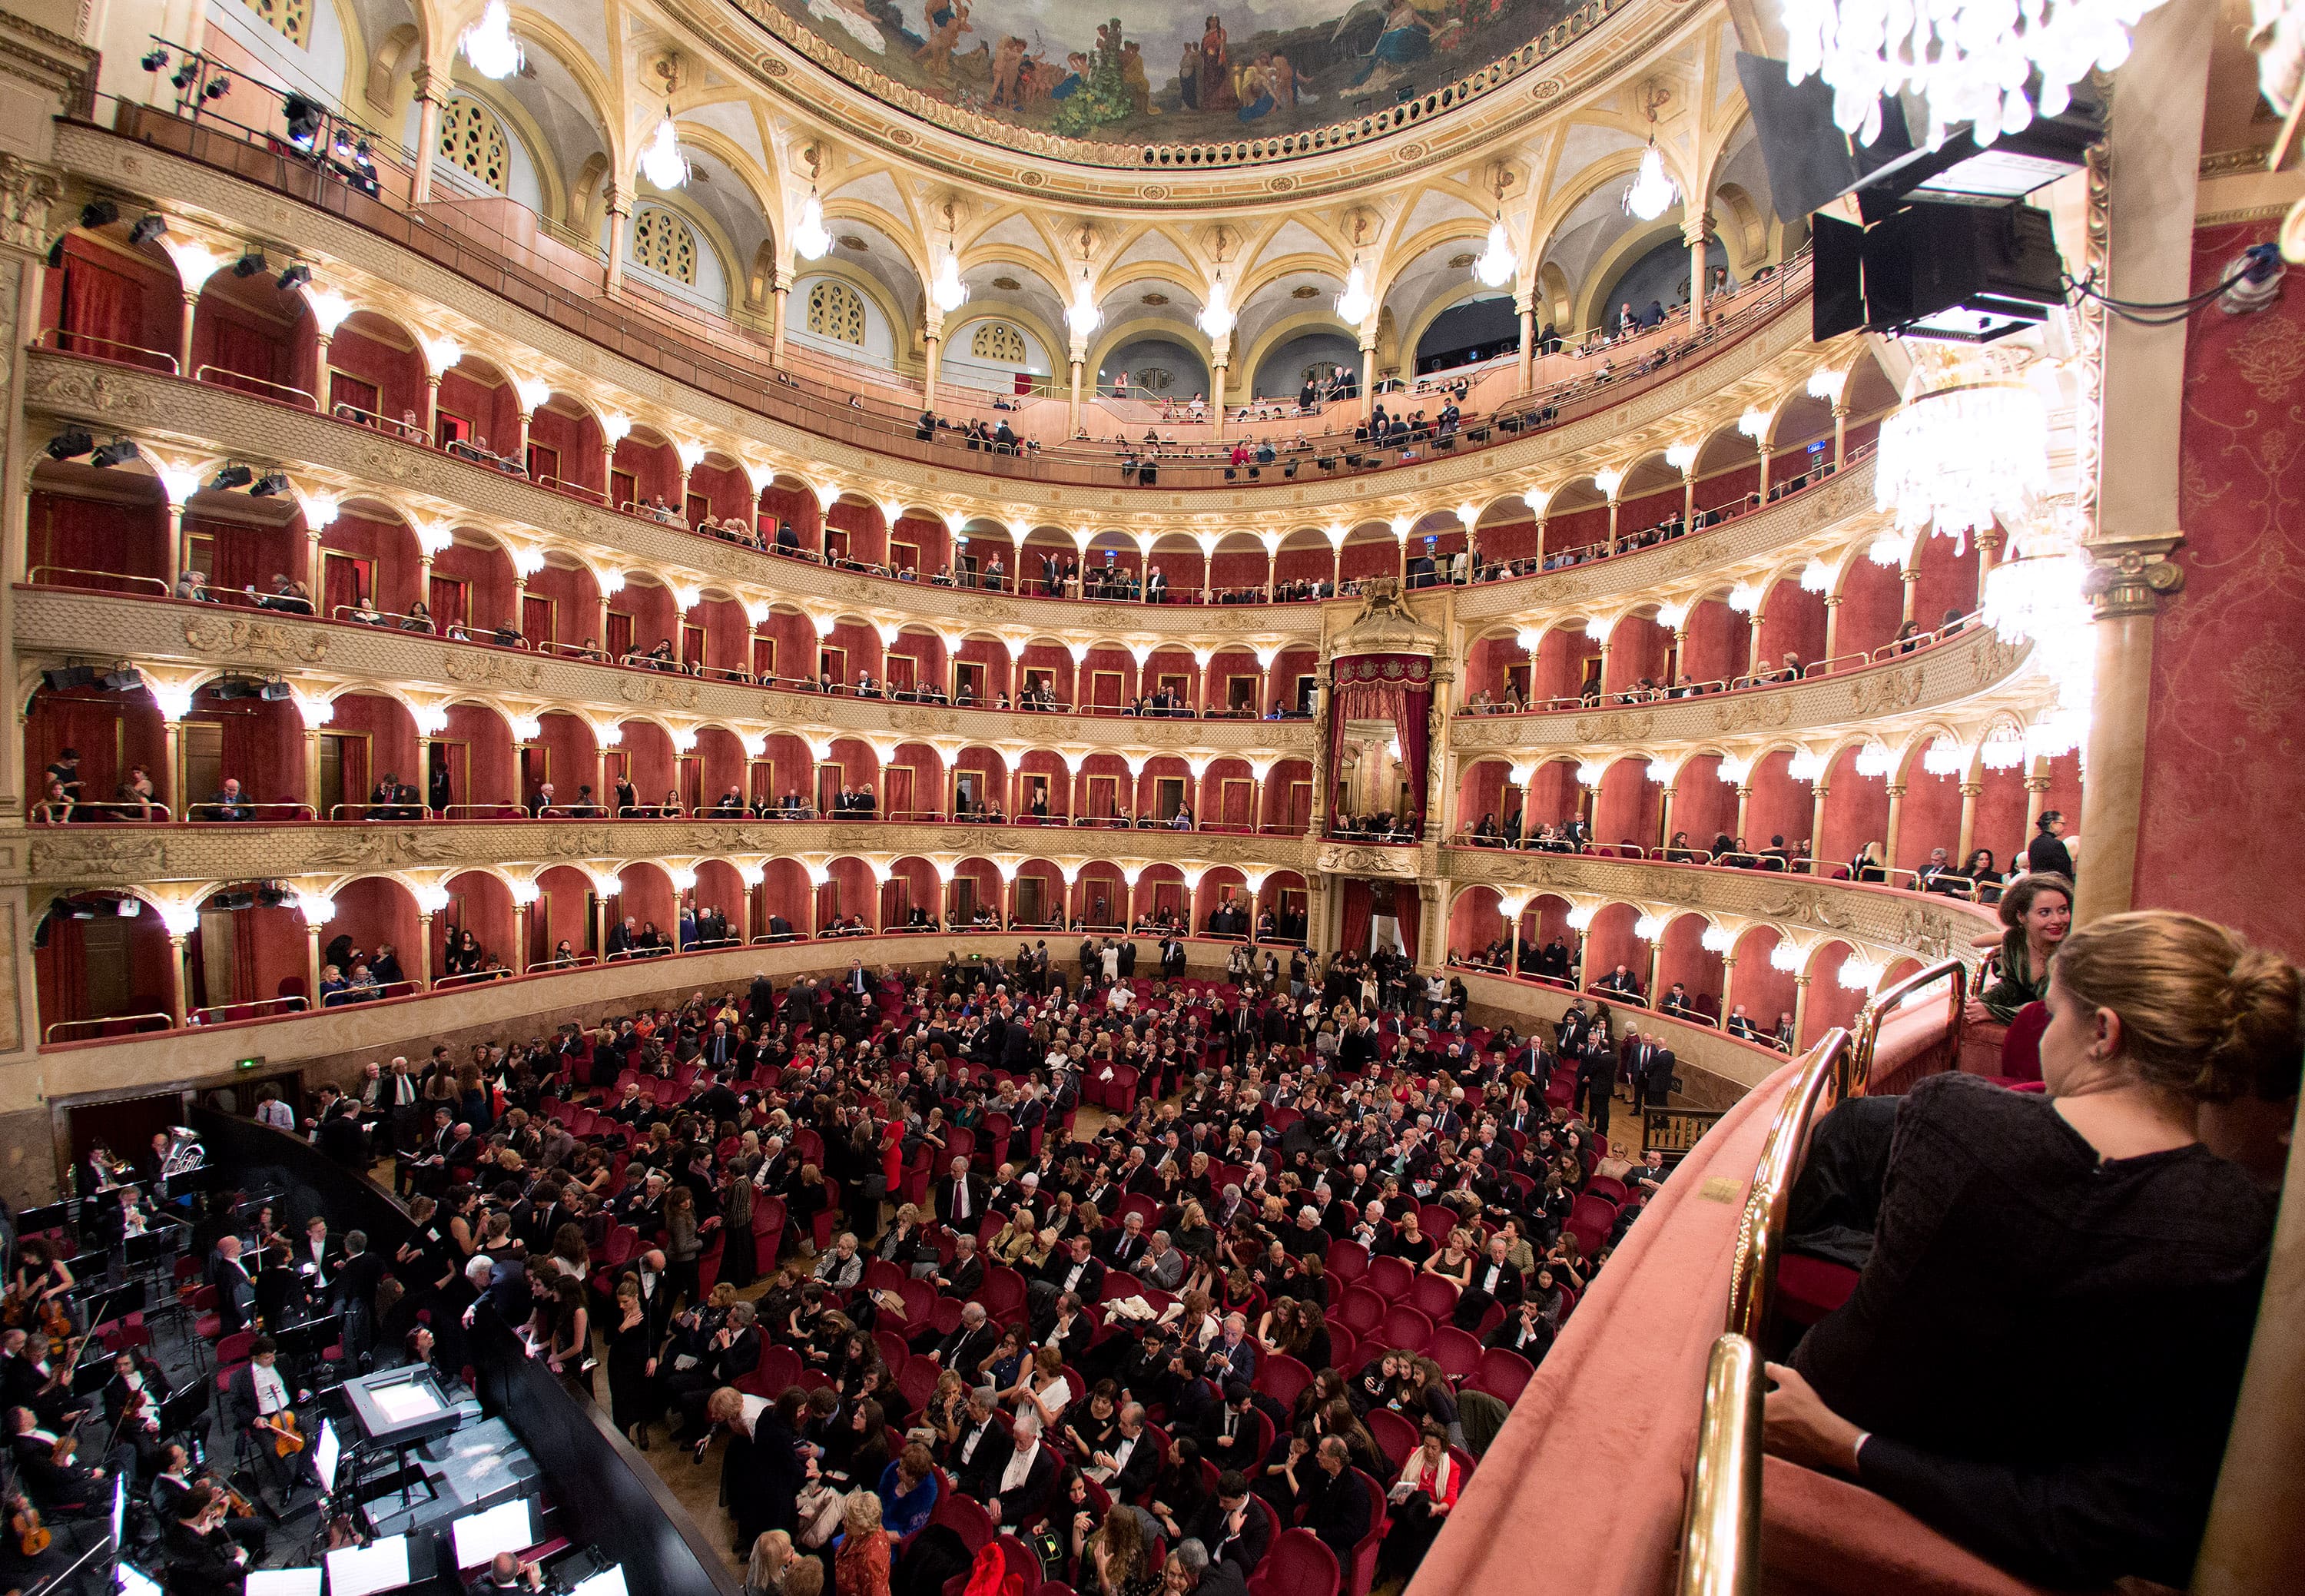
<box><xmin>750</xmin><ymin>0</ymin><xmax>1579</xmax><ymax>142</ymax></box>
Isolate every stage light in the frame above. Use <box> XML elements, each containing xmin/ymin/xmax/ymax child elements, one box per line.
<box><xmin>277</xmin><ymin>263</ymin><xmax>311</xmax><ymax>291</ymax></box>
<box><xmin>80</xmin><ymin>201</ymin><xmax>118</xmax><ymax>230</ymax></box>
<box><xmin>171</xmin><ymin>61</ymin><xmax>197</xmax><ymax>91</ymax></box>
<box><xmin>128</xmin><ymin>213</ymin><xmax>167</xmax><ymax>246</ymax></box>
<box><xmin>232</xmin><ymin>250</ymin><xmax>267</xmax><ymax>278</ymax></box>
<box><xmin>41</xmin><ymin>666</ymin><xmax>95</xmax><ymax>692</ymax></box>
<box><xmin>101</xmin><ymin>666</ymin><xmax>144</xmax><ymax>692</ymax></box>
<box><xmin>209</xmin><ymin>464</ymin><xmax>254</xmax><ymax>492</ymax></box>
<box><xmin>141</xmin><ymin>47</ymin><xmax>169</xmax><ymax>71</ymax></box>
<box><xmin>283</xmin><ymin>93</ymin><xmax>323</xmax><ymax>148</ymax></box>
<box><xmin>250</xmin><ymin>471</ymin><xmax>291</xmax><ymax>498</ymax></box>
<box><xmin>201</xmin><ymin>74</ymin><xmax>232</xmax><ymax>101</ymax></box>
<box><xmin>89</xmin><ymin>438</ymin><xmax>141</xmax><ymax>469</ymax></box>
<box><xmin>45</xmin><ymin>428</ymin><xmax>94</xmax><ymax>462</ymax></box>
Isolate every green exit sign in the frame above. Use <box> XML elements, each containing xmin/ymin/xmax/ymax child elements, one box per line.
<box><xmin>236</xmin><ymin>1055</ymin><xmax>265</xmax><ymax>1071</ymax></box>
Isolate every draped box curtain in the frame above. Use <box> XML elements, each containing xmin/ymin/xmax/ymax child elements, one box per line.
<box><xmin>1339</xmin><ymin>878</ymin><xmax>1373</xmax><ymax>954</ymax></box>
<box><xmin>59</xmin><ymin>257</ymin><xmax>142</xmax><ymax>354</ymax></box>
<box><xmin>207</xmin><ymin>313</ymin><xmax>282</xmax><ymax>393</ymax></box>
<box><xmin>1329</xmin><ymin>653</ymin><xmax>1434</xmax><ymax>821</ymax></box>
<box><xmin>35</xmin><ymin>696</ymin><xmax>125</xmax><ymax>805</ymax></box>
<box><xmin>185</xmin><ymin>515</ymin><xmax>267</xmax><ymax>596</ymax></box>
<box><xmin>33</xmin><ymin>493</ymin><xmax>162</xmax><ymax>588</ymax></box>
<box><xmin>37</xmin><ymin>915</ymin><xmax>88</xmax><ymax>1027</ymax></box>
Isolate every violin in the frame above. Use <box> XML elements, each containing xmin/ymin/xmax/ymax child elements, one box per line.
<box><xmin>9</xmin><ymin>1496</ymin><xmax>47</xmax><ymax>1556</ymax></box>
<box><xmin>259</xmin><ymin>1409</ymin><xmax>306</xmax><ymax>1458</ymax></box>
<box><xmin>37</xmin><ymin>1296</ymin><xmax>71</xmax><ymax>1345</ymax></box>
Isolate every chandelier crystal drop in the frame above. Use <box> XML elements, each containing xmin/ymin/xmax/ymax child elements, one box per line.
<box><xmin>1980</xmin><ymin>725</ymin><xmax>2028</xmax><ymax>770</ymax></box>
<box><xmin>1473</xmin><ymin>217</ymin><xmax>1517</xmax><ymax>289</ymax></box>
<box><xmin>1782</xmin><ymin>0</ymin><xmax>2166</xmax><ymax>150</ymax></box>
<box><xmin>1623</xmin><ymin>143</ymin><xmax>1679</xmax><ymax>221</ymax></box>
<box><xmin>1336</xmin><ymin>263</ymin><xmax>1372</xmax><ymax>326</ymax></box>
<box><xmin>1197</xmin><ymin>274</ymin><xmax>1235</xmax><ymax>339</ymax></box>
<box><xmin>1876</xmin><ymin>386</ymin><xmax>2047</xmax><ymax>549</ymax></box>
<box><xmin>1854</xmin><ymin>741</ymin><xmax>1895</xmax><ymax>778</ymax></box>
<box><xmin>931</xmin><ymin>244</ymin><xmax>968</xmax><ymax>313</ymax></box>
<box><xmin>638</xmin><ymin>111</ymin><xmax>687</xmax><ymax>189</ymax></box>
<box><xmin>793</xmin><ymin>192</ymin><xmax>831</xmax><ymax>261</ymax></box>
<box><xmin>462</xmin><ymin>0</ymin><xmax>522</xmax><ymax>79</ymax></box>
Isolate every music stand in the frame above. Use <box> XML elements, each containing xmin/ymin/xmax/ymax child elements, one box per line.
<box><xmin>17</xmin><ymin>1198</ymin><xmax>73</xmax><ymax>1235</ymax></box>
<box><xmin>82</xmin><ymin>1281</ymin><xmax>146</xmax><ymax>1336</ymax></box>
<box><xmin>158</xmin><ymin>1379</ymin><xmax>211</xmax><ymax>1443</ymax></box>
<box><xmin>274</xmin><ymin>1312</ymin><xmax>344</xmax><ymax>1389</ymax></box>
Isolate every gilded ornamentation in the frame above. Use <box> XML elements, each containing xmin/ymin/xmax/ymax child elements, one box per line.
<box><xmin>1969</xmin><ymin>635</ymin><xmax>2027</xmax><ymax>685</ymax></box>
<box><xmin>0</xmin><ymin>154</ymin><xmax>60</xmax><ymax>255</ymax></box>
<box><xmin>1315</xmin><ymin>844</ymin><xmax>1421</xmax><ymax>878</ymax></box>
<box><xmin>1847</xmin><ymin>665</ymin><xmax>1925</xmax><ymax>717</ymax></box>
<box><xmin>183</xmin><ymin>615</ymin><xmax>330</xmax><ymax>665</ymax></box>
<box><xmin>1895</xmin><ymin>905</ymin><xmax>1958</xmax><ymax>962</ymax></box>
<box><xmin>1573</xmin><ymin>709</ymin><xmax>1653</xmax><ymax>741</ymax></box>
<box><xmin>304</xmin><ymin>828</ymin><xmax>463</xmax><ymax>869</ymax></box>
<box><xmin>1709</xmin><ymin>695</ymin><xmax>1791</xmax><ymax>734</ymax></box>
<box><xmin>1750</xmin><ymin>886</ymin><xmax>1856</xmax><ymax>931</ymax></box>
<box><xmin>886</xmin><ymin>706</ymin><xmax>965</xmax><ymax>735</ymax></box>
<box><xmin>28</xmin><ymin>834</ymin><xmax>168</xmax><ymax>881</ymax></box>
<box><xmin>443</xmin><ymin>651</ymin><xmax>542</xmax><ymax>690</ymax></box>
<box><xmin>621</xmin><ymin>675</ymin><xmax>703</xmax><ymax>709</ymax></box>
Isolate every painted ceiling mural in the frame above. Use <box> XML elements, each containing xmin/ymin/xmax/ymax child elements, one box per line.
<box><xmin>751</xmin><ymin>0</ymin><xmax>1579</xmax><ymax>142</ymax></box>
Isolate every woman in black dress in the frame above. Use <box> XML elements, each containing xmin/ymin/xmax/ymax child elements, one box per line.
<box><xmin>605</xmin><ymin>1277</ymin><xmax>658</xmax><ymax>1448</ymax></box>
<box><xmin>718</xmin><ymin>1173</ymin><xmax>759</xmax><ymax>1289</ymax></box>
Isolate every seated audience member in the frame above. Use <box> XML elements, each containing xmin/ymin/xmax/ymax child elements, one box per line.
<box><xmin>1766</xmin><ymin>910</ymin><xmax>2299</xmax><ymax>1588</ymax></box>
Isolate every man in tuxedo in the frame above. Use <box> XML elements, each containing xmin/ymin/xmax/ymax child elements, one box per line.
<box><xmin>1554</xmin><ymin>1001</ymin><xmax>1590</xmax><ymax>1058</ymax></box>
<box><xmin>934</xmin><ymin>1233</ymin><xmax>986</xmax><ymax>1301</ymax></box>
<box><xmin>934</xmin><ymin>1157</ymin><xmax>987</xmax><ymax>1229</ymax></box>
<box><xmin>930</xmin><ymin>1302</ymin><xmax>998</xmax><ymax>1374</ymax></box>
<box><xmin>1577</xmin><ymin>1037</ymin><xmax>1620</xmax><ymax>1140</ymax></box>
<box><xmin>253</xmin><ymin>1242</ymin><xmax>312</xmax><ymax>1332</ymax></box>
<box><xmin>1189</xmin><ymin>1472</ymin><xmax>1273</xmax><ymax>1578</ymax></box>
<box><xmin>1083</xmin><ymin>1402</ymin><xmax>1158</xmax><ymax>1500</ymax></box>
<box><xmin>668</xmin><ymin>1301</ymin><xmax>761</xmax><ymax>1442</ymax></box>
<box><xmin>944</xmin><ymin>1385</ymin><xmax>1009</xmax><ymax>1495</ymax></box>
<box><xmin>1460</xmin><ymin>1233</ymin><xmax>1524</xmax><ymax>1326</ymax></box>
<box><xmin>1486</xmin><ymin>1298</ymin><xmax>1556</xmax><ymax>1362</ymax></box>
<box><xmin>986</xmin><ymin>1409</ymin><xmax>1059</xmax><ymax>1530</ymax></box>
<box><xmin>1032</xmin><ymin>1233</ymin><xmax>1106</xmax><ymax>1313</ymax></box>
<box><xmin>8</xmin><ymin>1403</ymin><xmax>117</xmax><ymax>1516</ymax></box>
<box><xmin>0</xmin><ymin>1332</ymin><xmax>79</xmax><ymax>1432</ymax></box>
<box><xmin>1100</xmin><ymin>1210</ymin><xmax>1150</xmax><ymax>1271</ymax></box>
<box><xmin>1205</xmin><ymin>1316</ymin><xmax>1258</xmax><ymax>1386</ymax></box>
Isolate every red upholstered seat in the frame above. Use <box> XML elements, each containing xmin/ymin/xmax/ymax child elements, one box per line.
<box><xmin>1469</xmin><ymin>1346</ymin><xmax>1534</xmax><ymax>1405</ymax></box>
<box><xmin>1365</xmin><ymin>1255</ymin><xmax>1414</xmax><ymax>1299</ymax></box>
<box><xmin>1430</xmin><ymin>1325</ymin><xmax>1483</xmax><ymax>1385</ymax></box>
<box><xmin>1377</xmin><ymin>1302</ymin><xmax>1433</xmax><ymax>1355</ymax></box>
<box><xmin>1995</xmin><ymin>1000</ymin><xmax>2049</xmax><ymax>1084</ymax></box>
<box><xmin>1776</xmin><ymin>1252</ymin><xmax>1862</xmax><ymax>1328</ymax></box>
<box><xmin>1248</xmin><ymin>1528</ymin><xmax>1342</xmax><ymax>1596</ymax></box>
<box><xmin>1325</xmin><ymin>1240</ymin><xmax>1369</xmax><ymax>1286</ymax></box>
<box><xmin>1408</xmin><ymin>1272</ymin><xmax>1460</xmax><ymax>1322</ymax></box>
<box><xmin>1366</xmin><ymin>1407</ymin><xmax>1420</xmax><ymax>1472</ymax></box>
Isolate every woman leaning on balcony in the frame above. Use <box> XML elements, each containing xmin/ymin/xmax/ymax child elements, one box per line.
<box><xmin>1763</xmin><ymin>909</ymin><xmax>2300</xmax><ymax>1588</ymax></box>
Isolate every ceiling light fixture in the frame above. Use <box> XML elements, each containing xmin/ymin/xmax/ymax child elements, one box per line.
<box><xmin>1473</xmin><ymin>216</ymin><xmax>1516</xmax><ymax>289</ymax></box>
<box><xmin>930</xmin><ymin>243</ymin><xmax>968</xmax><ymax>314</ymax></box>
<box><xmin>1876</xmin><ymin>347</ymin><xmax>2047</xmax><ymax>549</ymax></box>
<box><xmin>638</xmin><ymin>108</ymin><xmax>688</xmax><ymax>189</ymax></box>
<box><xmin>1624</xmin><ymin>142</ymin><xmax>1679</xmax><ymax>221</ymax></box>
<box><xmin>1196</xmin><ymin>273</ymin><xmax>1235</xmax><ymax>339</ymax></box>
<box><xmin>1065</xmin><ymin>269</ymin><xmax>1101</xmax><ymax>339</ymax></box>
<box><xmin>1336</xmin><ymin>260</ymin><xmax>1372</xmax><ymax>325</ymax></box>
<box><xmin>1783</xmin><ymin>0</ymin><xmax>2161</xmax><ymax>150</ymax></box>
<box><xmin>461</xmin><ymin>0</ymin><xmax>524</xmax><ymax>80</ymax></box>
<box><xmin>793</xmin><ymin>191</ymin><xmax>831</xmax><ymax>260</ymax></box>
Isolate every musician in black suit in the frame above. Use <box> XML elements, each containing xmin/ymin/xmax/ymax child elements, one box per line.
<box><xmin>224</xmin><ymin>1338</ymin><xmax>311</xmax><ymax>1501</ymax></box>
<box><xmin>205</xmin><ymin>1235</ymin><xmax>257</xmax><ymax>1336</ymax></box>
<box><xmin>103</xmin><ymin>1346</ymin><xmax>168</xmax><ymax>1475</ymax></box>
<box><xmin>6</xmin><ymin>1404</ymin><xmax>115</xmax><ymax>1515</ymax></box>
<box><xmin>252</xmin><ymin>1243</ymin><xmax>311</xmax><ymax>1332</ymax></box>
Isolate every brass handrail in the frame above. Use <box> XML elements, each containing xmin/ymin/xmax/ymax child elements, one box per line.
<box><xmin>1725</xmin><ymin>1027</ymin><xmax>1849</xmax><ymax>1343</ymax></box>
<box><xmin>1678</xmin><ymin>1334</ymin><xmax>1763</xmax><ymax>1596</ymax></box>
<box><xmin>1846</xmin><ymin>956</ymin><xmax>1970</xmax><ymax>1099</ymax></box>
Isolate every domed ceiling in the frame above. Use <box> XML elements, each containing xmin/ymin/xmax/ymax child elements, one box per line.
<box><xmin>742</xmin><ymin>0</ymin><xmax>1581</xmax><ymax>143</ymax></box>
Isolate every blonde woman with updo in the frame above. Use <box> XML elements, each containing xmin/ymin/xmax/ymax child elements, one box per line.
<box><xmin>1765</xmin><ymin>910</ymin><xmax>2298</xmax><ymax>1590</ymax></box>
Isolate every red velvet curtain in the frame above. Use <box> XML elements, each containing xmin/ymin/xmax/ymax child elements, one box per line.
<box><xmin>207</xmin><ymin>314</ymin><xmax>279</xmax><ymax>390</ymax></box>
<box><xmin>187</xmin><ymin>516</ymin><xmax>265</xmax><ymax>595</ymax></box>
<box><xmin>323</xmin><ymin>556</ymin><xmax>366</xmax><ymax>618</ymax></box>
<box><xmin>429</xmin><ymin>576</ymin><xmax>467</xmax><ymax>632</ymax></box>
<box><xmin>38</xmin><ymin>916</ymin><xmax>88</xmax><ymax>1027</ymax></box>
<box><xmin>1330</xmin><ymin>653</ymin><xmax>1434</xmax><ymax>820</ymax></box>
<box><xmin>233</xmin><ymin>910</ymin><xmax>260</xmax><ymax>1004</ymax></box>
<box><xmin>34</xmin><ymin>696</ymin><xmax>124</xmax><ymax>803</ymax></box>
<box><xmin>59</xmin><ymin>258</ymin><xmax>141</xmax><ymax>353</ymax></box>
<box><xmin>33</xmin><ymin>494</ymin><xmax>160</xmax><ymax>586</ymax></box>
<box><xmin>1339</xmin><ymin>879</ymin><xmax>1373</xmax><ymax>955</ymax></box>
<box><xmin>1396</xmin><ymin>889</ymin><xmax>1422</xmax><ymax>966</ymax></box>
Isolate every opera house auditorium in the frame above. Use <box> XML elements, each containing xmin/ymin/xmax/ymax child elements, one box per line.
<box><xmin>0</xmin><ymin>0</ymin><xmax>2293</xmax><ymax>1589</ymax></box>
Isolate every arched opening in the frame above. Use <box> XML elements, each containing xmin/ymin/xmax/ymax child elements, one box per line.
<box><xmin>323</xmin><ymin>877</ymin><xmax>422</xmax><ymax>1002</ymax></box>
<box><xmin>433</xmin><ymin>869</ymin><xmax>516</xmax><ymax>987</ymax></box>
<box><xmin>32</xmin><ymin>890</ymin><xmax>174</xmax><ymax>1041</ymax></box>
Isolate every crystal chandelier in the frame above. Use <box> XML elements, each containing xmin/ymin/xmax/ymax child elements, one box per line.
<box><xmin>638</xmin><ymin>110</ymin><xmax>687</xmax><ymax>189</ymax></box>
<box><xmin>1623</xmin><ymin>143</ymin><xmax>1678</xmax><ymax>221</ymax></box>
<box><xmin>1196</xmin><ymin>274</ymin><xmax>1235</xmax><ymax>339</ymax></box>
<box><xmin>1336</xmin><ymin>262</ymin><xmax>1372</xmax><ymax>326</ymax></box>
<box><xmin>461</xmin><ymin>0</ymin><xmax>522</xmax><ymax>79</ymax></box>
<box><xmin>1065</xmin><ymin>270</ymin><xmax>1101</xmax><ymax>339</ymax></box>
<box><xmin>793</xmin><ymin>192</ymin><xmax>830</xmax><ymax>261</ymax></box>
<box><xmin>1876</xmin><ymin>350</ymin><xmax>2047</xmax><ymax>547</ymax></box>
<box><xmin>930</xmin><ymin>244</ymin><xmax>968</xmax><ymax>313</ymax></box>
<box><xmin>1782</xmin><ymin>0</ymin><xmax>2167</xmax><ymax>148</ymax></box>
<box><xmin>1473</xmin><ymin>217</ymin><xmax>1516</xmax><ymax>290</ymax></box>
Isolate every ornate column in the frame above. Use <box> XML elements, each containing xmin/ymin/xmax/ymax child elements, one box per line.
<box><xmin>1882</xmin><ymin>782</ymin><xmax>1906</xmax><ymax>871</ymax></box>
<box><xmin>1658</xmin><ymin>784</ymin><xmax>1677</xmax><ymax>849</ymax></box>
<box><xmin>1358</xmin><ymin>340</ymin><xmax>1377</xmax><ymax>422</ymax></box>
<box><xmin>1514</xmin><ymin>293</ymin><xmax>1535</xmax><ymax>394</ymax></box>
<box><xmin>511</xmin><ymin>904</ymin><xmax>529</xmax><ymax>975</ymax></box>
<box><xmin>1068</xmin><ymin>357</ymin><xmax>1085</xmax><ymax>436</ymax></box>
<box><xmin>416</xmin><ymin>911</ymin><xmax>434</xmax><ymax>987</ymax></box>
<box><xmin>2024</xmin><ymin>771</ymin><xmax>2051</xmax><ymax>834</ymax></box>
<box><xmin>771</xmin><ymin>276</ymin><xmax>791</xmax><ymax>366</ymax></box>
<box><xmin>1955</xmin><ymin>780</ymin><xmax>1983</xmax><ymax>861</ymax></box>
<box><xmin>1809</xmin><ymin>782</ymin><xmax>1830</xmax><ymax>864</ymax></box>
<box><xmin>1822</xmin><ymin>594</ymin><xmax>1842</xmax><ymax>659</ymax></box>
<box><xmin>166</xmin><ymin>933</ymin><xmax>190</xmax><ymax>1028</ymax></box>
<box><xmin>1685</xmin><ymin>211</ymin><xmax>1712</xmax><ymax>327</ymax></box>
<box><xmin>1755</xmin><ymin>444</ymin><xmax>1774</xmax><ymax>499</ymax></box>
<box><xmin>2077</xmin><ymin>539</ymin><xmax>2181</xmax><ymax>918</ymax></box>
<box><xmin>1209</xmin><ymin>342</ymin><xmax>1231</xmax><ymax>443</ymax></box>
<box><xmin>1832</xmin><ymin>402</ymin><xmax>1850</xmax><ymax>468</ymax></box>
<box><xmin>410</xmin><ymin>68</ymin><xmax>446</xmax><ymax>204</ymax></box>
<box><xmin>1791</xmin><ymin>973</ymin><xmax>1812</xmax><ymax>1044</ymax></box>
<box><xmin>1733</xmin><ymin>783</ymin><xmax>1752</xmax><ymax>839</ymax></box>
<box><xmin>303</xmin><ymin>924</ymin><xmax>323</xmax><ymax>1007</ymax></box>
<box><xmin>923</xmin><ymin>312</ymin><xmax>944</xmax><ymax>407</ymax></box>
<box><xmin>603</xmin><ymin>188</ymin><xmax>632</xmax><ymax>295</ymax></box>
